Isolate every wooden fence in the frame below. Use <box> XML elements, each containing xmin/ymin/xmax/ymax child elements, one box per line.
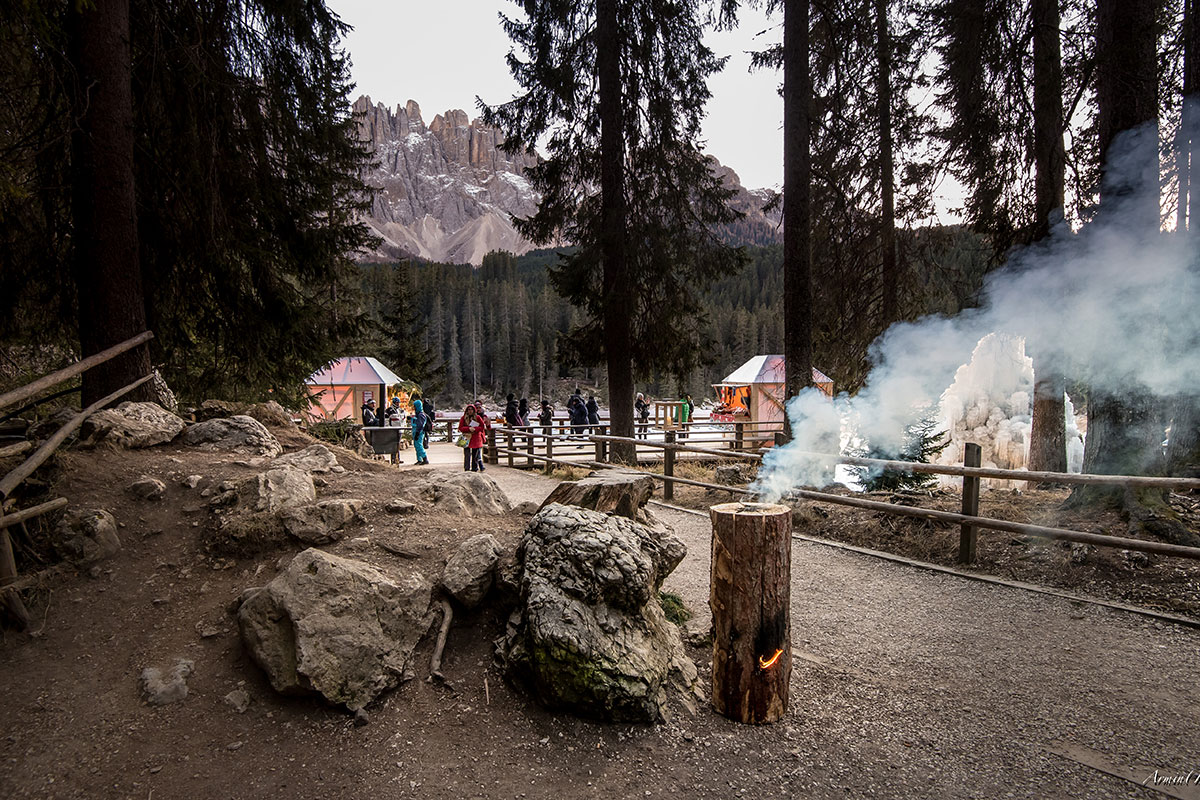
<box><xmin>0</xmin><ymin>332</ymin><xmax>155</xmax><ymax>629</ymax></box>
<box><xmin>484</xmin><ymin>424</ymin><xmax>1200</xmax><ymax>565</ymax></box>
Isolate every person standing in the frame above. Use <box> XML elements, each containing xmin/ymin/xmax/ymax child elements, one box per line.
<box><xmin>635</xmin><ymin>392</ymin><xmax>650</xmax><ymax>438</ymax></box>
<box><xmin>679</xmin><ymin>393</ymin><xmax>693</xmax><ymax>440</ymax></box>
<box><xmin>538</xmin><ymin>399</ymin><xmax>554</xmax><ymax>437</ymax></box>
<box><xmin>473</xmin><ymin>401</ymin><xmax>491</xmax><ymax>470</ymax></box>
<box><xmin>518</xmin><ymin>397</ymin><xmax>530</xmax><ymax>427</ymax></box>
<box><xmin>504</xmin><ymin>393</ymin><xmax>520</xmax><ymax>428</ymax></box>
<box><xmin>586</xmin><ymin>394</ymin><xmax>600</xmax><ymax>429</ymax></box>
<box><xmin>458</xmin><ymin>404</ymin><xmax>486</xmax><ymax>472</ymax></box>
<box><xmin>411</xmin><ymin>399</ymin><xmax>429</xmax><ymax>466</ymax></box>
<box><xmin>568</xmin><ymin>394</ymin><xmax>587</xmax><ymax>435</ymax></box>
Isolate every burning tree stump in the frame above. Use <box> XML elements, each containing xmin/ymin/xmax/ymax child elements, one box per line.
<box><xmin>709</xmin><ymin>501</ymin><xmax>792</xmax><ymax>724</ymax></box>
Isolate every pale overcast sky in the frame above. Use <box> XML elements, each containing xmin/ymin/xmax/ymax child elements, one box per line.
<box><xmin>329</xmin><ymin>0</ymin><xmax>786</xmax><ymax>190</ymax></box>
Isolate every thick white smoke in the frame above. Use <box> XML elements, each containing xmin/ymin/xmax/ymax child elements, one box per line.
<box><xmin>755</xmin><ymin>121</ymin><xmax>1200</xmax><ymax>501</ymax></box>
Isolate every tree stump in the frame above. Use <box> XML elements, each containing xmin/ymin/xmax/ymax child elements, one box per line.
<box><xmin>539</xmin><ymin>470</ymin><xmax>655</xmax><ymax>520</ymax></box>
<box><xmin>709</xmin><ymin>502</ymin><xmax>792</xmax><ymax>724</ymax></box>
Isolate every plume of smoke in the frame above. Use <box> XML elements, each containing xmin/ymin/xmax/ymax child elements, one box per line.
<box><xmin>755</xmin><ymin>119</ymin><xmax>1200</xmax><ymax>502</ymax></box>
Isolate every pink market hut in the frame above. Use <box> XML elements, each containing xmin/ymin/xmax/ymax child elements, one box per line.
<box><xmin>305</xmin><ymin>356</ymin><xmax>405</xmax><ymax>423</ymax></box>
<box><xmin>712</xmin><ymin>355</ymin><xmax>834</xmax><ymax>425</ymax></box>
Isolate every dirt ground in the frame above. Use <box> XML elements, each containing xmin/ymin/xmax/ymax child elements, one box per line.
<box><xmin>2</xmin><ymin>427</ymin><xmax>1199</xmax><ymax>799</ymax></box>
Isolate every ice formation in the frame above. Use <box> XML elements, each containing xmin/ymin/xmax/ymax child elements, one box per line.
<box><xmin>936</xmin><ymin>333</ymin><xmax>1084</xmax><ymax>487</ymax></box>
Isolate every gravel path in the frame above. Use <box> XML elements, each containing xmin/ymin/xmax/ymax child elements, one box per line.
<box><xmin>480</xmin><ymin>456</ymin><xmax>1200</xmax><ymax>798</ymax></box>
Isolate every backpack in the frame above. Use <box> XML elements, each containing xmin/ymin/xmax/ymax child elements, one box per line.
<box><xmin>423</xmin><ymin>412</ymin><xmax>435</xmax><ymax>435</ymax></box>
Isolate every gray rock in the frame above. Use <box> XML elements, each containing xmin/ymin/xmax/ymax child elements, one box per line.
<box><xmin>224</xmin><ymin>688</ymin><xmax>251</xmax><ymax>713</ymax></box>
<box><xmin>271</xmin><ymin>444</ymin><xmax>340</xmax><ymax>474</ymax></box>
<box><xmin>141</xmin><ymin>659</ymin><xmax>194</xmax><ymax>705</ymax></box>
<box><xmin>393</xmin><ymin>472</ymin><xmax>512</xmax><ymax>517</ymax></box>
<box><xmin>280</xmin><ymin>499</ymin><xmax>364</xmax><ymax>545</ymax></box>
<box><xmin>237</xmin><ymin>548</ymin><xmax>435</xmax><ymax>710</ymax></box>
<box><xmin>183</xmin><ymin>474</ymin><xmax>203</xmax><ymax>489</ymax></box>
<box><xmin>55</xmin><ymin>509</ymin><xmax>121</xmax><ymax>565</ymax></box>
<box><xmin>236</xmin><ymin>467</ymin><xmax>315</xmax><ymax>513</ymax></box>
<box><xmin>499</xmin><ymin>503</ymin><xmax>696</xmax><ymax>723</ymax></box>
<box><xmin>513</xmin><ymin>501</ymin><xmax>540</xmax><ymax>515</ymax></box>
<box><xmin>440</xmin><ymin>534</ymin><xmax>502</xmax><ymax>609</ymax></box>
<box><xmin>182</xmin><ymin>415</ymin><xmax>283</xmax><ymax>457</ymax></box>
<box><xmin>383</xmin><ymin>499</ymin><xmax>418</xmax><ymax>514</ymax></box>
<box><xmin>80</xmin><ymin>402</ymin><xmax>186</xmax><ymax>449</ymax></box>
<box><xmin>127</xmin><ymin>475</ymin><xmax>166</xmax><ymax>501</ymax></box>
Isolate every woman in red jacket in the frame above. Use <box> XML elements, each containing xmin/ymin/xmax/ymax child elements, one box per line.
<box><xmin>458</xmin><ymin>403</ymin><xmax>487</xmax><ymax>472</ymax></box>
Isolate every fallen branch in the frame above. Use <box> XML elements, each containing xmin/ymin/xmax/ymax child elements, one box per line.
<box><xmin>429</xmin><ymin>596</ymin><xmax>453</xmax><ymax>681</ymax></box>
<box><xmin>377</xmin><ymin>541</ymin><xmax>419</xmax><ymax>559</ymax></box>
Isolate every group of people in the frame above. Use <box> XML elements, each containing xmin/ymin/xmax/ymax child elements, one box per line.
<box><xmin>566</xmin><ymin>390</ymin><xmax>600</xmax><ymax>435</ymax></box>
<box><xmin>360</xmin><ymin>396</ymin><xmax>434</xmax><ymax>466</ymax></box>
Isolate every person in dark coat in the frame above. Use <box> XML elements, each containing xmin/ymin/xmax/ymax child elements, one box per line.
<box><xmin>518</xmin><ymin>397</ymin><xmax>530</xmax><ymax>427</ymax></box>
<box><xmin>537</xmin><ymin>400</ymin><xmax>554</xmax><ymax>436</ymax></box>
<box><xmin>635</xmin><ymin>392</ymin><xmax>650</xmax><ymax>438</ymax></box>
<box><xmin>361</xmin><ymin>399</ymin><xmax>380</xmax><ymax>426</ymax></box>
<box><xmin>568</xmin><ymin>394</ymin><xmax>588</xmax><ymax>435</ymax></box>
<box><xmin>504</xmin><ymin>393</ymin><xmax>520</xmax><ymax>428</ymax></box>
<box><xmin>586</xmin><ymin>394</ymin><xmax>600</xmax><ymax>429</ymax></box>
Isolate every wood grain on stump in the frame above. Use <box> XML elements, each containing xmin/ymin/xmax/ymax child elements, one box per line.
<box><xmin>709</xmin><ymin>502</ymin><xmax>792</xmax><ymax>724</ymax></box>
<box><xmin>540</xmin><ymin>470</ymin><xmax>655</xmax><ymax>520</ymax></box>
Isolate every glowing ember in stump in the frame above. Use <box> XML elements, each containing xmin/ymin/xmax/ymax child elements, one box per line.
<box><xmin>758</xmin><ymin>649</ymin><xmax>784</xmax><ymax>670</ymax></box>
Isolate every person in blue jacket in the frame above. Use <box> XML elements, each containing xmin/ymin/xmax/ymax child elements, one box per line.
<box><xmin>412</xmin><ymin>399</ymin><xmax>429</xmax><ymax>466</ymax></box>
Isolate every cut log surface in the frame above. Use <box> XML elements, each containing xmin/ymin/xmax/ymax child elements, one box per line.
<box><xmin>540</xmin><ymin>470</ymin><xmax>656</xmax><ymax>520</ymax></box>
<box><xmin>709</xmin><ymin>502</ymin><xmax>792</xmax><ymax>724</ymax></box>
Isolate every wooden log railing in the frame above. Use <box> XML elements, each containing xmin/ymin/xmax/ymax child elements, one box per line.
<box><xmin>482</xmin><ymin>424</ymin><xmax>1200</xmax><ymax>565</ymax></box>
<box><xmin>0</xmin><ymin>332</ymin><xmax>156</xmax><ymax>630</ymax></box>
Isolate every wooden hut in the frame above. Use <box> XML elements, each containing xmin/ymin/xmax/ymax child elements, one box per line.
<box><xmin>305</xmin><ymin>357</ymin><xmax>404</xmax><ymax>422</ymax></box>
<box><xmin>712</xmin><ymin>355</ymin><xmax>834</xmax><ymax>424</ymax></box>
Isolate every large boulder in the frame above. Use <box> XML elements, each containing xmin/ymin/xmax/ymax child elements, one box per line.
<box><xmin>440</xmin><ymin>534</ymin><xmax>502</xmax><ymax>609</ymax></box>
<box><xmin>272</xmin><ymin>444</ymin><xmax>339</xmax><ymax>474</ymax></box>
<box><xmin>237</xmin><ymin>549</ymin><xmax>435</xmax><ymax>710</ymax></box>
<box><xmin>280</xmin><ymin>499</ymin><xmax>363</xmax><ymax>545</ymax></box>
<box><xmin>55</xmin><ymin>508</ymin><xmax>121</xmax><ymax>565</ymax></box>
<box><xmin>499</xmin><ymin>503</ymin><xmax>697</xmax><ymax>723</ymax></box>
<box><xmin>393</xmin><ymin>472</ymin><xmax>512</xmax><ymax>517</ymax></box>
<box><xmin>236</xmin><ymin>466</ymin><xmax>315</xmax><ymax>513</ymax></box>
<box><xmin>183</xmin><ymin>415</ymin><xmax>282</xmax><ymax>457</ymax></box>
<box><xmin>80</xmin><ymin>402</ymin><xmax>185</xmax><ymax>448</ymax></box>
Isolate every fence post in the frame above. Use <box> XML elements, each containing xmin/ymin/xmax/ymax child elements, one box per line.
<box><xmin>734</xmin><ymin>421</ymin><xmax>744</xmax><ymax>452</ymax></box>
<box><xmin>506</xmin><ymin>430</ymin><xmax>514</xmax><ymax>467</ymax></box>
<box><xmin>595</xmin><ymin>425</ymin><xmax>607</xmax><ymax>463</ymax></box>
<box><xmin>545</xmin><ymin>432</ymin><xmax>553</xmax><ymax>472</ymax></box>
<box><xmin>958</xmin><ymin>443</ymin><xmax>981</xmax><ymax>564</ymax></box>
<box><xmin>526</xmin><ymin>429</ymin><xmax>534</xmax><ymax>468</ymax></box>
<box><xmin>488</xmin><ymin>426</ymin><xmax>498</xmax><ymax>465</ymax></box>
<box><xmin>664</xmin><ymin>430</ymin><xmax>676</xmax><ymax>501</ymax></box>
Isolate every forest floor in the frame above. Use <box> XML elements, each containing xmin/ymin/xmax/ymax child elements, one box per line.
<box><xmin>1</xmin><ymin>425</ymin><xmax>1198</xmax><ymax>800</ymax></box>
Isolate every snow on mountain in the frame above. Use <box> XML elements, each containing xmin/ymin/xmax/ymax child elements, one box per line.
<box><xmin>352</xmin><ymin>95</ymin><xmax>781</xmax><ymax>265</ymax></box>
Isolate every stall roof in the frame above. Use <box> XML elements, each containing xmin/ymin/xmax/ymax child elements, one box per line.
<box><xmin>306</xmin><ymin>357</ymin><xmax>403</xmax><ymax>387</ymax></box>
<box><xmin>715</xmin><ymin>355</ymin><xmax>832</xmax><ymax>387</ymax></box>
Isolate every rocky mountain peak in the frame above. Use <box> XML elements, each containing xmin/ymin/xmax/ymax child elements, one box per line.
<box><xmin>352</xmin><ymin>95</ymin><xmax>779</xmax><ymax>265</ymax></box>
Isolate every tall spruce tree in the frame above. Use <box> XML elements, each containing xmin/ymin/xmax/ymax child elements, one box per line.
<box><xmin>483</xmin><ymin>0</ymin><xmax>745</xmax><ymax>461</ymax></box>
<box><xmin>2</xmin><ymin>0</ymin><xmax>373</xmax><ymax>404</ymax></box>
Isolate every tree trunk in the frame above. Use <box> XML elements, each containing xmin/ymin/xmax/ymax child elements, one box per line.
<box><xmin>709</xmin><ymin>502</ymin><xmax>791</xmax><ymax>724</ymax></box>
<box><xmin>876</xmin><ymin>0</ymin><xmax>898</xmax><ymax>326</ymax></box>
<box><xmin>68</xmin><ymin>0</ymin><xmax>153</xmax><ymax>407</ymax></box>
<box><xmin>1027</xmin><ymin>0</ymin><xmax>1068</xmax><ymax>475</ymax></box>
<box><xmin>782</xmin><ymin>0</ymin><xmax>814</xmax><ymax>439</ymax></box>
<box><xmin>1074</xmin><ymin>0</ymin><xmax>1161</xmax><ymax>511</ymax></box>
<box><xmin>1187</xmin><ymin>0</ymin><xmax>1199</xmax><ymax>231</ymax></box>
<box><xmin>596</xmin><ymin>0</ymin><xmax>636</xmax><ymax>464</ymax></box>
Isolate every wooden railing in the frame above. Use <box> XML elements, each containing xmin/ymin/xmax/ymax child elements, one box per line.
<box><xmin>0</xmin><ymin>332</ymin><xmax>155</xmax><ymax>629</ymax></box>
<box><xmin>484</xmin><ymin>424</ymin><xmax>1200</xmax><ymax>566</ymax></box>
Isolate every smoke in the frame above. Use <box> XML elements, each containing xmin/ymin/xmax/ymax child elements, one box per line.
<box><xmin>755</xmin><ymin>120</ymin><xmax>1200</xmax><ymax>501</ymax></box>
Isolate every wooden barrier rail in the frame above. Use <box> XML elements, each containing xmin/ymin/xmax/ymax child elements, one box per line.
<box><xmin>484</xmin><ymin>425</ymin><xmax>1200</xmax><ymax>566</ymax></box>
<box><xmin>0</xmin><ymin>331</ymin><xmax>155</xmax><ymax>630</ymax></box>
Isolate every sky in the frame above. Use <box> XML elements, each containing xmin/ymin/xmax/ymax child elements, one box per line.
<box><xmin>329</xmin><ymin>0</ymin><xmax>786</xmax><ymax>190</ymax></box>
